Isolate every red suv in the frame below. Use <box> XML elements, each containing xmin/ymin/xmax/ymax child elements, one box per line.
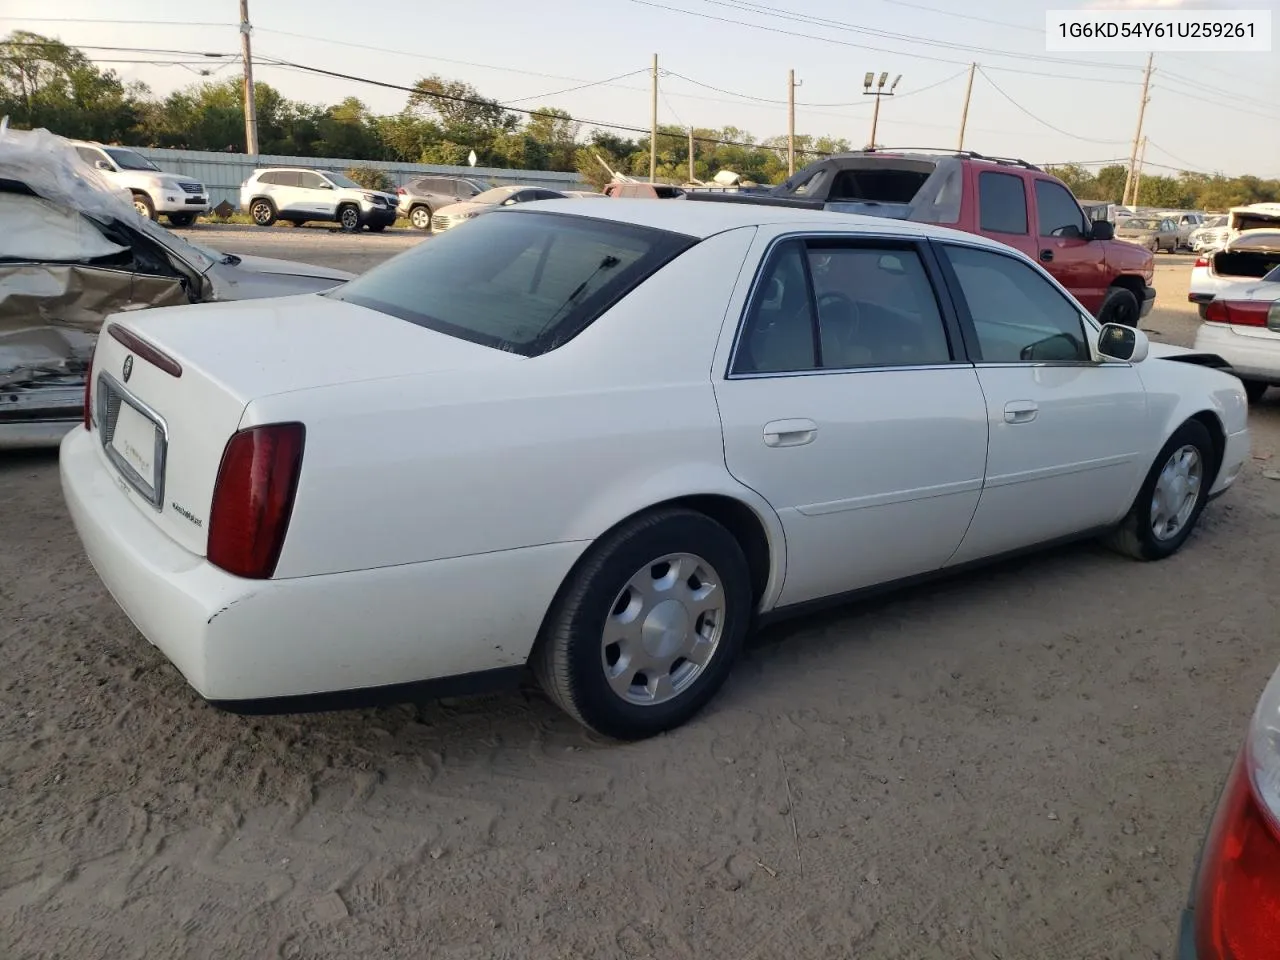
<box><xmin>689</xmin><ymin>149</ymin><xmax>1156</xmax><ymax>327</ymax></box>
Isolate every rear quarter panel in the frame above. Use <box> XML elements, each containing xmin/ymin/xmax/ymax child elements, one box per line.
<box><xmin>250</xmin><ymin>225</ymin><xmax>788</xmax><ymax>585</ymax></box>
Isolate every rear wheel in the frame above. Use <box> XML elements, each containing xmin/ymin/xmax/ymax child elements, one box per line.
<box><xmin>1097</xmin><ymin>286</ymin><xmax>1141</xmax><ymax>328</ymax></box>
<box><xmin>533</xmin><ymin>508</ymin><xmax>752</xmax><ymax>740</ymax></box>
<box><xmin>132</xmin><ymin>192</ymin><xmax>156</xmax><ymax>220</ymax></box>
<box><xmin>338</xmin><ymin>204</ymin><xmax>361</xmax><ymax>232</ymax></box>
<box><xmin>1243</xmin><ymin>380</ymin><xmax>1270</xmax><ymax>404</ymax></box>
<box><xmin>409</xmin><ymin>205</ymin><xmax>432</xmax><ymax>230</ymax></box>
<box><xmin>367</xmin><ymin>222</ymin><xmax>388</xmax><ymax>233</ymax></box>
<box><xmin>1104</xmin><ymin>419</ymin><xmax>1215</xmax><ymax>561</ymax></box>
<box><xmin>250</xmin><ymin>198</ymin><xmax>277</xmax><ymax>227</ymax></box>
<box><xmin>167</xmin><ymin>212</ymin><xmax>196</xmax><ymax>227</ymax></box>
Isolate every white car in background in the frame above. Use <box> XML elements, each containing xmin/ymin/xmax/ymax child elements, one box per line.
<box><xmin>430</xmin><ymin>184</ymin><xmax>568</xmax><ymax>232</ymax></box>
<box><xmin>1193</xmin><ymin>265</ymin><xmax>1280</xmax><ymax>404</ymax></box>
<box><xmin>60</xmin><ymin>201</ymin><xmax>1249</xmax><ymax>740</ymax></box>
<box><xmin>69</xmin><ymin>140</ymin><xmax>210</xmax><ymax>226</ymax></box>
<box><xmin>1190</xmin><ymin>215</ymin><xmax>1229</xmax><ymax>253</ymax></box>
<box><xmin>1190</xmin><ymin>230</ymin><xmax>1280</xmax><ymax>318</ymax></box>
<box><xmin>240</xmin><ymin>168</ymin><xmax>399</xmax><ymax>232</ymax></box>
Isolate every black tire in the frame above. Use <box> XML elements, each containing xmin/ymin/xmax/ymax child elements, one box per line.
<box><xmin>250</xmin><ymin>198</ymin><xmax>277</xmax><ymax>227</ymax></box>
<box><xmin>1097</xmin><ymin>286</ymin><xmax>1142</xmax><ymax>328</ymax></box>
<box><xmin>409</xmin><ymin>204</ymin><xmax>432</xmax><ymax>230</ymax></box>
<box><xmin>367</xmin><ymin>222</ymin><xmax>388</xmax><ymax>233</ymax></box>
<box><xmin>1243</xmin><ymin>380</ymin><xmax>1269</xmax><ymax>404</ymax></box>
<box><xmin>1104</xmin><ymin>419</ymin><xmax>1216</xmax><ymax>562</ymax></box>
<box><xmin>132</xmin><ymin>192</ymin><xmax>156</xmax><ymax>221</ymax></box>
<box><xmin>338</xmin><ymin>204</ymin><xmax>361</xmax><ymax>233</ymax></box>
<box><xmin>167</xmin><ymin>212</ymin><xmax>196</xmax><ymax>227</ymax></box>
<box><xmin>532</xmin><ymin>508</ymin><xmax>752</xmax><ymax>740</ymax></box>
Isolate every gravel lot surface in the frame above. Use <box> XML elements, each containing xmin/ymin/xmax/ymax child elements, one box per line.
<box><xmin>3</xmin><ymin>229</ymin><xmax>1278</xmax><ymax>960</ymax></box>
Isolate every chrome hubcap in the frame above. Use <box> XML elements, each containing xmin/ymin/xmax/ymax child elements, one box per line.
<box><xmin>1151</xmin><ymin>444</ymin><xmax>1202</xmax><ymax>541</ymax></box>
<box><xmin>253</xmin><ymin>203</ymin><xmax>270</xmax><ymax>222</ymax></box>
<box><xmin>601</xmin><ymin>553</ymin><xmax>726</xmax><ymax>706</ymax></box>
<box><xmin>412</xmin><ymin>208</ymin><xmax>429</xmax><ymax>227</ymax></box>
<box><xmin>134</xmin><ymin>199</ymin><xmax>148</xmax><ymax>216</ymax></box>
<box><xmin>342</xmin><ymin>209</ymin><xmax>358</xmax><ymax>228</ymax></box>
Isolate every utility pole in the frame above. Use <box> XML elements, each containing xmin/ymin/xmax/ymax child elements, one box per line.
<box><xmin>650</xmin><ymin>53</ymin><xmax>658</xmax><ymax>183</ymax></box>
<box><xmin>239</xmin><ymin>0</ymin><xmax>259</xmax><ymax>155</ymax></box>
<box><xmin>957</xmin><ymin>62</ymin><xmax>976</xmax><ymax>151</ymax></box>
<box><xmin>863</xmin><ymin>71</ymin><xmax>900</xmax><ymax>149</ymax></box>
<box><xmin>1133</xmin><ymin>135</ymin><xmax>1148</xmax><ymax>206</ymax></box>
<box><xmin>688</xmin><ymin>127</ymin><xmax>695</xmax><ymax>183</ymax></box>
<box><xmin>787</xmin><ymin>69</ymin><xmax>795</xmax><ymax>176</ymax></box>
<box><xmin>1122</xmin><ymin>53</ymin><xmax>1153</xmax><ymax>207</ymax></box>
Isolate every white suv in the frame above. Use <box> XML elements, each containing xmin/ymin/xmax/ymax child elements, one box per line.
<box><xmin>240</xmin><ymin>168</ymin><xmax>399</xmax><ymax>232</ymax></box>
<box><xmin>69</xmin><ymin>140</ymin><xmax>210</xmax><ymax>226</ymax></box>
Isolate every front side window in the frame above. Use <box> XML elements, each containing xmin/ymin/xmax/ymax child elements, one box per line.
<box><xmin>299</xmin><ymin>172</ymin><xmax>328</xmax><ymax>190</ymax></box>
<box><xmin>1034</xmin><ymin>179</ymin><xmax>1087</xmax><ymax>239</ymax></box>
<box><xmin>978</xmin><ymin>171</ymin><xmax>1029</xmax><ymax>235</ymax></box>
<box><xmin>75</xmin><ymin>146</ymin><xmax>105</xmax><ymax>167</ymax></box>
<box><xmin>941</xmin><ymin>244</ymin><xmax>1089</xmax><ymax>363</ymax></box>
<box><xmin>732</xmin><ymin>239</ymin><xmax>952</xmax><ymax>374</ymax></box>
<box><xmin>326</xmin><ymin>210</ymin><xmax>696</xmax><ymax>357</ymax></box>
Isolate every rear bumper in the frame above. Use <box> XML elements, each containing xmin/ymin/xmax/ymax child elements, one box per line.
<box><xmin>60</xmin><ymin>427</ymin><xmax>582</xmax><ymax>703</ymax></box>
<box><xmin>1194</xmin><ymin>322</ymin><xmax>1280</xmax><ymax>384</ymax></box>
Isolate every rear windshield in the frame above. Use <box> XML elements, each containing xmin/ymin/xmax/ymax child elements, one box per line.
<box><xmin>326</xmin><ymin>210</ymin><xmax>697</xmax><ymax>356</ymax></box>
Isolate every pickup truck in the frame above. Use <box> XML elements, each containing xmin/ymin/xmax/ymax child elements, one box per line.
<box><xmin>687</xmin><ymin>149</ymin><xmax>1157</xmax><ymax>327</ymax></box>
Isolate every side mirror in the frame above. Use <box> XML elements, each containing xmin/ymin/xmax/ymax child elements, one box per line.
<box><xmin>1089</xmin><ymin>220</ymin><xmax>1115</xmax><ymax>241</ymax></box>
<box><xmin>1097</xmin><ymin>322</ymin><xmax>1149</xmax><ymax>363</ymax></box>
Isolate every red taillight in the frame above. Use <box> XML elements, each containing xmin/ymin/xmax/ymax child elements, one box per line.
<box><xmin>83</xmin><ymin>353</ymin><xmax>94</xmax><ymax>430</ymax></box>
<box><xmin>1196</xmin><ymin>257</ymin><xmax>1211</xmax><ymax>268</ymax></box>
<box><xmin>207</xmin><ymin>423</ymin><xmax>305</xmax><ymax>579</ymax></box>
<box><xmin>395</xmin><ymin>186</ymin><xmax>405</xmax><ymax>194</ymax></box>
<box><xmin>1205</xmin><ymin>300</ymin><xmax>1270</xmax><ymax>327</ymax></box>
<box><xmin>1193</xmin><ymin>749</ymin><xmax>1280</xmax><ymax>959</ymax></box>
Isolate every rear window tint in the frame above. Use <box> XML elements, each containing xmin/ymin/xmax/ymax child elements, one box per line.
<box><xmin>829</xmin><ymin>168</ymin><xmax>929</xmax><ymax>203</ymax></box>
<box><xmin>978</xmin><ymin>171</ymin><xmax>1028</xmax><ymax>235</ymax></box>
<box><xmin>326</xmin><ymin>210</ymin><xmax>697</xmax><ymax>356</ymax></box>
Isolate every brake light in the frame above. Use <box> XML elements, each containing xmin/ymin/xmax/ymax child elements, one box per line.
<box><xmin>1205</xmin><ymin>300</ymin><xmax>1273</xmax><ymax>327</ymax></box>
<box><xmin>83</xmin><ymin>353</ymin><xmax>94</xmax><ymax>430</ymax></box>
<box><xmin>395</xmin><ymin>186</ymin><xmax>405</xmax><ymax>195</ymax></box>
<box><xmin>1193</xmin><ymin>665</ymin><xmax>1280</xmax><ymax>958</ymax></box>
<box><xmin>207</xmin><ymin>423</ymin><xmax>305</xmax><ymax>579</ymax></box>
<box><xmin>1196</xmin><ymin>257</ymin><xmax>1211</xmax><ymax>268</ymax></box>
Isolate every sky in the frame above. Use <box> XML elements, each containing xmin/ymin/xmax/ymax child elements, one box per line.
<box><xmin>4</xmin><ymin>0</ymin><xmax>1279</xmax><ymax>178</ymax></box>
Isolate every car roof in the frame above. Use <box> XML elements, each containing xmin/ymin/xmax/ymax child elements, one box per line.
<box><xmin>505</xmin><ymin>197</ymin><xmax>1012</xmax><ymax>248</ymax></box>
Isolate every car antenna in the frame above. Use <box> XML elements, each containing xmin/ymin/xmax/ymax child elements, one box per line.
<box><xmin>534</xmin><ymin>254</ymin><xmax>621</xmax><ymax>344</ymax></box>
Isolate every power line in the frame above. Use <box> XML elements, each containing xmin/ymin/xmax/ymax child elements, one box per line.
<box><xmin>1144</xmin><ymin>140</ymin><xmax>1215</xmax><ymax>175</ymax></box>
<box><xmin>0</xmin><ymin>16</ymin><xmax>232</xmax><ymax>27</ymax></box>
<box><xmin>254</xmin><ymin>56</ymin><xmax>834</xmax><ymax>155</ymax></box>
<box><xmin>877</xmin><ymin>0</ymin><xmax>1040</xmax><ymax>34</ymax></box>
<box><xmin>1149</xmin><ymin>85</ymin><xmax>1280</xmax><ymax>123</ymax></box>
<box><xmin>661</xmin><ymin>65</ymin><xmax>967</xmax><ymax>107</ymax></box>
<box><xmin>978</xmin><ymin>67</ymin><xmax>1127</xmax><ymax>146</ymax></box>
<box><xmin>501</xmin><ymin>69</ymin><xmax>652</xmax><ymax>105</ymax></box>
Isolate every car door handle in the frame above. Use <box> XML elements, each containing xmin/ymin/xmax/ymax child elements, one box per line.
<box><xmin>1004</xmin><ymin>400</ymin><xmax>1039</xmax><ymax>424</ymax></box>
<box><xmin>1039</xmin><ymin>249</ymin><xmax>1054</xmax><ymax>262</ymax></box>
<box><xmin>763</xmin><ymin>419</ymin><xmax>818</xmax><ymax>447</ymax></box>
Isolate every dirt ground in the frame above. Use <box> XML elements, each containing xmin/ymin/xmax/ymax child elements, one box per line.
<box><xmin>2</xmin><ymin>231</ymin><xmax>1278</xmax><ymax>960</ymax></box>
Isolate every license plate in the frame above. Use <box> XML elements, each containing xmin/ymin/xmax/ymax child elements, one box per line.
<box><xmin>111</xmin><ymin>399</ymin><xmax>159</xmax><ymax>493</ymax></box>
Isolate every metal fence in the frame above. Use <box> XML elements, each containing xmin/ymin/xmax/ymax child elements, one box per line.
<box><xmin>130</xmin><ymin>147</ymin><xmax>589</xmax><ymax>209</ymax></box>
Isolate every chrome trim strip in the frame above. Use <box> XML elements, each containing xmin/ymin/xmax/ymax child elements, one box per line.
<box><xmin>96</xmin><ymin>370</ymin><xmax>170</xmax><ymax>511</ymax></box>
<box><xmin>983</xmin><ymin>452</ymin><xmax>1138</xmax><ymax>489</ymax></box>
<box><xmin>795</xmin><ymin>476</ymin><xmax>984</xmax><ymax>516</ymax></box>
<box><xmin>727</xmin><ymin>362</ymin><xmax>964</xmax><ymax>381</ymax></box>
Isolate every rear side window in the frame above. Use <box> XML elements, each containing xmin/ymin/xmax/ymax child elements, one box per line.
<box><xmin>941</xmin><ymin>244</ymin><xmax>1088</xmax><ymax>363</ymax></box>
<box><xmin>732</xmin><ymin>239</ymin><xmax>952</xmax><ymax>374</ymax></box>
<box><xmin>978</xmin><ymin>171</ymin><xmax>1028</xmax><ymax>235</ymax></box>
<box><xmin>327</xmin><ymin>210</ymin><xmax>696</xmax><ymax>356</ymax></box>
<box><xmin>1034</xmin><ymin>180</ymin><xmax>1087</xmax><ymax>239</ymax></box>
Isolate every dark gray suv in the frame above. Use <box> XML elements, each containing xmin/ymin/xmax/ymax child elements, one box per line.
<box><xmin>396</xmin><ymin>176</ymin><xmax>489</xmax><ymax>230</ymax></box>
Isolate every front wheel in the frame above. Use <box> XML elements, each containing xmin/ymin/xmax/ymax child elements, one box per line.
<box><xmin>533</xmin><ymin>508</ymin><xmax>752</xmax><ymax>740</ymax></box>
<box><xmin>250</xmin><ymin>198</ymin><xmax>277</xmax><ymax>227</ymax></box>
<box><xmin>338</xmin><ymin>204</ymin><xmax>361</xmax><ymax>232</ymax></box>
<box><xmin>409</xmin><ymin>205</ymin><xmax>432</xmax><ymax>230</ymax></box>
<box><xmin>167</xmin><ymin>212</ymin><xmax>197</xmax><ymax>227</ymax></box>
<box><xmin>1097</xmin><ymin>286</ymin><xmax>1141</xmax><ymax>328</ymax></box>
<box><xmin>132</xmin><ymin>193</ymin><xmax>156</xmax><ymax>220</ymax></box>
<box><xmin>1104</xmin><ymin>419</ymin><xmax>1215</xmax><ymax>561</ymax></box>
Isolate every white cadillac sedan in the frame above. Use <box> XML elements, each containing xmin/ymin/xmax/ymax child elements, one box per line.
<box><xmin>60</xmin><ymin>201</ymin><xmax>1251</xmax><ymax>740</ymax></box>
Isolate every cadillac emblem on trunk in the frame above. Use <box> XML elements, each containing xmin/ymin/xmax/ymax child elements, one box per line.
<box><xmin>123</xmin><ymin>355</ymin><xmax>134</xmax><ymax>382</ymax></box>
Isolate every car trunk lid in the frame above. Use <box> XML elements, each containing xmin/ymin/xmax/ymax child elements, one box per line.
<box><xmin>88</xmin><ymin>292</ymin><xmax>521</xmax><ymax>556</ymax></box>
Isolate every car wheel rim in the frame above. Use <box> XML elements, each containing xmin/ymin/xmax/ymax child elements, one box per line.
<box><xmin>253</xmin><ymin>203</ymin><xmax>270</xmax><ymax>223</ymax></box>
<box><xmin>412</xmin><ymin>209</ymin><xmax>429</xmax><ymax>228</ymax></box>
<box><xmin>342</xmin><ymin>209</ymin><xmax>358</xmax><ymax>228</ymax></box>
<box><xmin>134</xmin><ymin>199</ymin><xmax>149</xmax><ymax>216</ymax></box>
<box><xmin>1150</xmin><ymin>444</ymin><xmax>1203</xmax><ymax>541</ymax></box>
<box><xmin>600</xmin><ymin>552</ymin><xmax>727</xmax><ymax>706</ymax></box>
